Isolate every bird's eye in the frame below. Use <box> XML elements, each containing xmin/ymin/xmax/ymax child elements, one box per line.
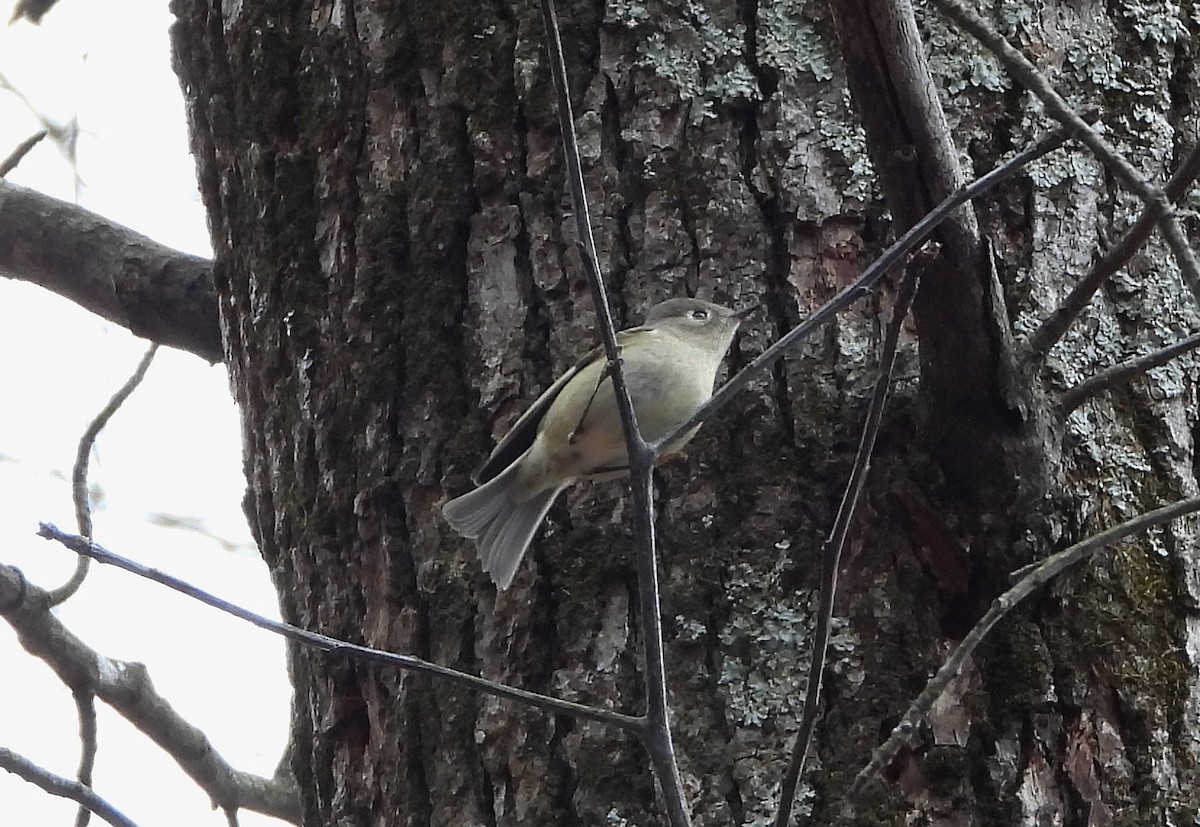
<box><xmin>689</xmin><ymin>309</ymin><xmax>709</xmax><ymax>321</ymax></box>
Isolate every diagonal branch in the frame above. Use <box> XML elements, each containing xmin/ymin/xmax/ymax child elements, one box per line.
<box><xmin>31</xmin><ymin>526</ymin><xmax>643</xmax><ymax>735</ymax></box>
<box><xmin>930</xmin><ymin>0</ymin><xmax>1200</xmax><ymax>308</ymax></box>
<box><xmin>1060</xmin><ymin>332</ymin><xmax>1200</xmax><ymax>414</ymax></box>
<box><xmin>845</xmin><ymin>495</ymin><xmax>1200</xmax><ymax>801</ymax></box>
<box><xmin>1023</xmin><ymin>144</ymin><xmax>1200</xmax><ymax>362</ymax></box>
<box><xmin>0</xmin><ymin>747</ymin><xmax>138</xmax><ymax>827</ymax></box>
<box><xmin>658</xmin><ymin>124</ymin><xmax>1075</xmax><ymax>454</ymax></box>
<box><xmin>0</xmin><ymin>130</ymin><xmax>47</xmax><ymax>177</ymax></box>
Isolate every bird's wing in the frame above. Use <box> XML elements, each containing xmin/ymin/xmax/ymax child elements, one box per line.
<box><xmin>471</xmin><ymin>326</ymin><xmax>648</xmax><ymax>484</ymax></box>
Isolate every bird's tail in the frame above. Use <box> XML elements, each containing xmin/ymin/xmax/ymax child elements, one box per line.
<box><xmin>442</xmin><ymin>454</ymin><xmax>564</xmax><ymax>590</ymax></box>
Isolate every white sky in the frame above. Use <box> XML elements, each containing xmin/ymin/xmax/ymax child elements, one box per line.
<box><xmin>1</xmin><ymin>2</ymin><xmax>291</xmax><ymax>825</ymax></box>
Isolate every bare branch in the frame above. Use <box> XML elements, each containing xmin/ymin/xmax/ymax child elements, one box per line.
<box><xmin>32</xmin><ymin>526</ymin><xmax>644</xmax><ymax>735</ymax></box>
<box><xmin>831</xmin><ymin>0</ymin><xmax>977</xmax><ymax>263</ymax></box>
<box><xmin>72</xmin><ymin>689</ymin><xmax>98</xmax><ymax>827</ymax></box>
<box><xmin>846</xmin><ymin>495</ymin><xmax>1200</xmax><ymax>801</ymax></box>
<box><xmin>0</xmin><ymin>746</ymin><xmax>138</xmax><ymax>827</ymax></box>
<box><xmin>50</xmin><ymin>344</ymin><xmax>159</xmax><ymax>605</ymax></box>
<box><xmin>1060</xmin><ymin>332</ymin><xmax>1200</xmax><ymax>414</ymax></box>
<box><xmin>930</xmin><ymin>0</ymin><xmax>1200</xmax><ymax>308</ymax></box>
<box><xmin>539</xmin><ymin>2</ymin><xmax>691</xmax><ymax>825</ymax></box>
<box><xmin>658</xmin><ymin>124</ymin><xmax>1074</xmax><ymax>454</ymax></box>
<box><xmin>774</xmin><ymin>262</ymin><xmax>922</xmax><ymax>827</ymax></box>
<box><xmin>72</xmin><ymin>345</ymin><xmax>159</xmax><ymax>538</ymax></box>
<box><xmin>0</xmin><ymin>181</ymin><xmax>221</xmax><ymax>363</ymax></box>
<box><xmin>0</xmin><ymin>130</ymin><xmax>47</xmax><ymax>177</ymax></box>
<box><xmin>1024</xmin><ymin>144</ymin><xmax>1200</xmax><ymax>362</ymax></box>
<box><xmin>0</xmin><ymin>563</ymin><xmax>303</xmax><ymax>824</ymax></box>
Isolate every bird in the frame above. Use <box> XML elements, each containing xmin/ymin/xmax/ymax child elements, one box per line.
<box><xmin>442</xmin><ymin>297</ymin><xmax>748</xmax><ymax>589</ymax></box>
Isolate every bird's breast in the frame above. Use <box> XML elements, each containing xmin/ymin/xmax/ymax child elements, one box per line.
<box><xmin>622</xmin><ymin>353</ymin><xmax>715</xmax><ymax>442</ymax></box>
<box><xmin>539</xmin><ymin>335</ymin><xmax>719</xmax><ymax>475</ymax></box>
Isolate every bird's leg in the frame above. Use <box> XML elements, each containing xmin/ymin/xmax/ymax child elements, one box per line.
<box><xmin>567</xmin><ymin>356</ymin><xmax>615</xmax><ymax>444</ymax></box>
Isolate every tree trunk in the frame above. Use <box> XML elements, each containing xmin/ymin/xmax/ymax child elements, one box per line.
<box><xmin>169</xmin><ymin>1</ymin><xmax>1200</xmax><ymax>825</ymax></box>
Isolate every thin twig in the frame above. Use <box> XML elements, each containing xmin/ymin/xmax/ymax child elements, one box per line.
<box><xmin>537</xmin><ymin>2</ymin><xmax>690</xmax><ymax>823</ymax></box>
<box><xmin>1024</xmin><ymin>144</ymin><xmax>1200</xmax><ymax>362</ymax></box>
<box><xmin>845</xmin><ymin>495</ymin><xmax>1200</xmax><ymax>801</ymax></box>
<box><xmin>774</xmin><ymin>264</ymin><xmax>922</xmax><ymax>827</ymax></box>
<box><xmin>49</xmin><ymin>344</ymin><xmax>159</xmax><ymax>606</ymax></box>
<box><xmin>35</xmin><ymin>524</ymin><xmax>643</xmax><ymax>734</ymax></box>
<box><xmin>73</xmin><ymin>689</ymin><xmax>98</xmax><ymax>827</ymax></box>
<box><xmin>658</xmin><ymin>125</ymin><xmax>1074</xmax><ymax>454</ymax></box>
<box><xmin>1060</xmin><ymin>332</ymin><xmax>1200</xmax><ymax>414</ymax></box>
<box><xmin>930</xmin><ymin>0</ymin><xmax>1200</xmax><ymax>308</ymax></box>
<box><xmin>0</xmin><ymin>746</ymin><xmax>138</xmax><ymax>827</ymax></box>
<box><xmin>73</xmin><ymin>345</ymin><xmax>160</xmax><ymax>537</ymax></box>
<box><xmin>0</xmin><ymin>130</ymin><xmax>47</xmax><ymax>177</ymax></box>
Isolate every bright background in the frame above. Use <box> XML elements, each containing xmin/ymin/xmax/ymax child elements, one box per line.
<box><xmin>1</xmin><ymin>2</ymin><xmax>291</xmax><ymax>825</ymax></box>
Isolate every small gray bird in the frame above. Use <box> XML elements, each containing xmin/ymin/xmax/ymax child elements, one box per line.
<box><xmin>443</xmin><ymin>297</ymin><xmax>747</xmax><ymax>589</ymax></box>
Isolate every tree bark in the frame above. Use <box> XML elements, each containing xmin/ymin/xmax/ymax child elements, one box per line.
<box><xmin>161</xmin><ymin>1</ymin><xmax>1200</xmax><ymax>826</ymax></box>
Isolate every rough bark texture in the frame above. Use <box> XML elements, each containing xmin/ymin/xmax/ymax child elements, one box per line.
<box><xmin>168</xmin><ymin>1</ymin><xmax>1200</xmax><ymax>825</ymax></box>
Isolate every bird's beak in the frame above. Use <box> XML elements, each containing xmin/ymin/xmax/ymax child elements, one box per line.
<box><xmin>734</xmin><ymin>302</ymin><xmax>761</xmax><ymax>320</ymax></box>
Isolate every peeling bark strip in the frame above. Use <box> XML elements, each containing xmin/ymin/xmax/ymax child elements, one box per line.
<box><xmin>832</xmin><ymin>0</ymin><xmax>1035</xmax><ymax>507</ymax></box>
<box><xmin>161</xmin><ymin>1</ymin><xmax>1200</xmax><ymax>825</ymax></box>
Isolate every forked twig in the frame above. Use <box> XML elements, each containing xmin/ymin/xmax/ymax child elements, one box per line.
<box><xmin>845</xmin><ymin>495</ymin><xmax>1200</xmax><ymax>801</ymax></box>
<box><xmin>1</xmin><ymin>562</ymin><xmax>301</xmax><ymax>824</ymax></box>
<box><xmin>774</xmin><ymin>264</ymin><xmax>922</xmax><ymax>827</ymax></box>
